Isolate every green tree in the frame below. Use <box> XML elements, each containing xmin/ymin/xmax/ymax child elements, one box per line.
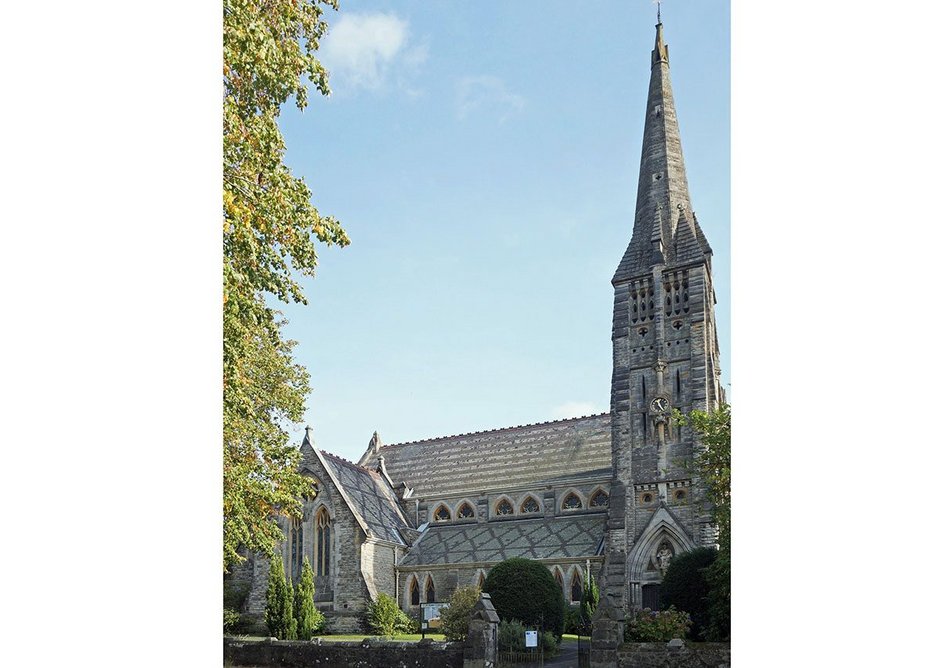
<box><xmin>439</xmin><ymin>585</ymin><xmax>481</xmax><ymax>641</ymax></box>
<box><xmin>659</xmin><ymin>547</ymin><xmax>717</xmax><ymax>641</ymax></box>
<box><xmin>579</xmin><ymin>574</ymin><xmax>599</xmax><ymax>628</ymax></box>
<box><xmin>294</xmin><ymin>557</ymin><xmax>325</xmax><ymax>639</ymax></box>
<box><xmin>366</xmin><ymin>593</ymin><xmax>413</xmax><ymax>637</ymax></box>
<box><xmin>223</xmin><ymin>0</ymin><xmax>350</xmax><ymax>569</ymax></box>
<box><xmin>674</xmin><ymin>403</ymin><xmax>731</xmax><ymax>640</ymax></box>
<box><xmin>483</xmin><ymin>557</ymin><xmax>565</xmax><ymax>638</ymax></box>
<box><xmin>265</xmin><ymin>556</ymin><xmax>297</xmax><ymax>639</ymax></box>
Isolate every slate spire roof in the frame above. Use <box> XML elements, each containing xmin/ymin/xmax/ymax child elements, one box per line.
<box><xmin>613</xmin><ymin>20</ymin><xmax>711</xmax><ymax>284</ymax></box>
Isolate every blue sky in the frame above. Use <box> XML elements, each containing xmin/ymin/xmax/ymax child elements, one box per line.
<box><xmin>278</xmin><ymin>0</ymin><xmax>730</xmax><ymax>461</ymax></box>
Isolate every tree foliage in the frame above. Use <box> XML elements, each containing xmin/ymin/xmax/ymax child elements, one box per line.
<box><xmin>660</xmin><ymin>547</ymin><xmax>717</xmax><ymax>641</ymax></box>
<box><xmin>674</xmin><ymin>403</ymin><xmax>731</xmax><ymax>640</ymax></box>
<box><xmin>223</xmin><ymin>0</ymin><xmax>350</xmax><ymax>569</ymax></box>
<box><xmin>483</xmin><ymin>557</ymin><xmax>565</xmax><ymax>638</ymax></box>
<box><xmin>579</xmin><ymin>574</ymin><xmax>599</xmax><ymax>628</ymax></box>
<box><xmin>439</xmin><ymin>585</ymin><xmax>481</xmax><ymax>641</ymax></box>
<box><xmin>294</xmin><ymin>557</ymin><xmax>325</xmax><ymax>639</ymax></box>
<box><xmin>366</xmin><ymin>593</ymin><xmax>413</xmax><ymax>637</ymax></box>
<box><xmin>265</xmin><ymin>556</ymin><xmax>296</xmax><ymax>639</ymax></box>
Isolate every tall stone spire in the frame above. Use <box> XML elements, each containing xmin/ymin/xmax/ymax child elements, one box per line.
<box><xmin>613</xmin><ymin>20</ymin><xmax>707</xmax><ymax>284</ymax></box>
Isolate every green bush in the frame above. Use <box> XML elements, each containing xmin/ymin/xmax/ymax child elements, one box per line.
<box><xmin>704</xmin><ymin>548</ymin><xmax>730</xmax><ymax>641</ymax></box>
<box><xmin>498</xmin><ymin>619</ymin><xmax>526</xmax><ymax>652</ymax></box>
<box><xmin>541</xmin><ymin>630</ymin><xmax>559</xmax><ymax>656</ymax></box>
<box><xmin>624</xmin><ymin>607</ymin><xmax>691</xmax><ymax>642</ymax></box>
<box><xmin>265</xmin><ymin>557</ymin><xmax>296</xmax><ymax>639</ymax></box>
<box><xmin>440</xmin><ymin>585</ymin><xmax>481</xmax><ymax>641</ymax></box>
<box><xmin>366</xmin><ymin>593</ymin><xmax>412</xmax><ymax>637</ymax></box>
<box><xmin>294</xmin><ymin>557</ymin><xmax>326</xmax><ymax>639</ymax></box>
<box><xmin>483</xmin><ymin>557</ymin><xmax>564</xmax><ymax>637</ymax></box>
<box><xmin>223</xmin><ymin>608</ymin><xmax>241</xmax><ymax>633</ymax></box>
<box><xmin>660</xmin><ymin>547</ymin><xmax>717</xmax><ymax>641</ymax></box>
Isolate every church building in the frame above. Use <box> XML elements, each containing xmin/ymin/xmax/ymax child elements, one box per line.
<box><xmin>228</xmin><ymin>18</ymin><xmax>723</xmax><ymax>633</ymax></box>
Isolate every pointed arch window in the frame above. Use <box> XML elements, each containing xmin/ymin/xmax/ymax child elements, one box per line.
<box><xmin>457</xmin><ymin>502</ymin><xmax>475</xmax><ymax>520</ymax></box>
<box><xmin>426</xmin><ymin>576</ymin><xmax>436</xmax><ymax>604</ymax></box>
<box><xmin>553</xmin><ymin>568</ymin><xmax>564</xmax><ymax>595</ymax></box>
<box><xmin>562</xmin><ymin>493</ymin><xmax>583</xmax><ymax>510</ymax></box>
<box><xmin>495</xmin><ymin>499</ymin><xmax>514</xmax><ymax>516</ymax></box>
<box><xmin>521</xmin><ymin>496</ymin><xmax>540</xmax><ymax>514</ymax></box>
<box><xmin>433</xmin><ymin>504</ymin><xmax>451</xmax><ymax>522</ymax></box>
<box><xmin>478</xmin><ymin>572</ymin><xmax>486</xmax><ymax>589</ymax></box>
<box><xmin>589</xmin><ymin>489</ymin><xmax>609</xmax><ymax>508</ymax></box>
<box><xmin>289</xmin><ymin>517</ymin><xmax>303</xmax><ymax>583</ymax></box>
<box><xmin>315</xmin><ymin>508</ymin><xmax>331</xmax><ymax>577</ymax></box>
<box><xmin>571</xmin><ymin>570</ymin><xmax>583</xmax><ymax>603</ymax></box>
<box><xmin>410</xmin><ymin>577</ymin><xmax>420</xmax><ymax>606</ymax></box>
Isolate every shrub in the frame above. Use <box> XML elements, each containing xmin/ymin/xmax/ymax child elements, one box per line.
<box><xmin>624</xmin><ymin>607</ymin><xmax>691</xmax><ymax>642</ymax></box>
<box><xmin>580</xmin><ymin>575</ymin><xmax>599</xmax><ymax>628</ymax></box>
<box><xmin>265</xmin><ymin>557</ymin><xmax>296</xmax><ymax>639</ymax></box>
<box><xmin>223</xmin><ymin>608</ymin><xmax>241</xmax><ymax>633</ymax></box>
<box><xmin>704</xmin><ymin>548</ymin><xmax>730</xmax><ymax>641</ymax></box>
<box><xmin>660</xmin><ymin>547</ymin><xmax>717</xmax><ymax>641</ymax></box>
<box><xmin>440</xmin><ymin>585</ymin><xmax>481</xmax><ymax>641</ymax></box>
<box><xmin>294</xmin><ymin>557</ymin><xmax>326</xmax><ymax>639</ymax></box>
<box><xmin>541</xmin><ymin>630</ymin><xmax>559</xmax><ymax>656</ymax></box>
<box><xmin>483</xmin><ymin>557</ymin><xmax>564</xmax><ymax>637</ymax></box>
<box><xmin>366</xmin><ymin>593</ymin><xmax>412</xmax><ymax>637</ymax></box>
<box><xmin>498</xmin><ymin>619</ymin><xmax>526</xmax><ymax>652</ymax></box>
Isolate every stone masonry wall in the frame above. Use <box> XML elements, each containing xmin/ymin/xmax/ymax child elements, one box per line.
<box><xmin>224</xmin><ymin>638</ymin><xmax>464</xmax><ymax>668</ymax></box>
<box><xmin>617</xmin><ymin>642</ymin><xmax>730</xmax><ymax>668</ymax></box>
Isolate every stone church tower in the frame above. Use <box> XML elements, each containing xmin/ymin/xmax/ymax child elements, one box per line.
<box><xmin>602</xmin><ymin>19</ymin><xmax>724</xmax><ymax>612</ymax></box>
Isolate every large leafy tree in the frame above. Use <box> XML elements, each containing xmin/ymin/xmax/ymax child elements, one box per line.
<box><xmin>675</xmin><ymin>403</ymin><xmax>731</xmax><ymax>640</ymax></box>
<box><xmin>223</xmin><ymin>0</ymin><xmax>349</xmax><ymax>569</ymax></box>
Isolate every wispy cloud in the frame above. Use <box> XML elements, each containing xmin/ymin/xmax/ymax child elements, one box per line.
<box><xmin>551</xmin><ymin>401</ymin><xmax>603</xmax><ymax>420</ymax></box>
<box><xmin>321</xmin><ymin>12</ymin><xmax>425</xmax><ymax>92</ymax></box>
<box><xmin>456</xmin><ymin>75</ymin><xmax>525</xmax><ymax>123</ymax></box>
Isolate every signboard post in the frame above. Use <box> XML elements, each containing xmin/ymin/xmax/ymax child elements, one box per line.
<box><xmin>525</xmin><ymin>630</ymin><xmax>538</xmax><ymax>648</ymax></box>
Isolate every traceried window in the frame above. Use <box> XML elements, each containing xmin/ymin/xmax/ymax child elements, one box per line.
<box><xmin>589</xmin><ymin>490</ymin><xmax>609</xmax><ymax>508</ymax></box>
<box><xmin>562</xmin><ymin>493</ymin><xmax>583</xmax><ymax>510</ymax></box>
<box><xmin>410</xmin><ymin>577</ymin><xmax>420</xmax><ymax>606</ymax></box>
<box><xmin>290</xmin><ymin>517</ymin><xmax>303</xmax><ymax>583</ymax></box>
<box><xmin>433</xmin><ymin>505</ymin><xmax>451</xmax><ymax>522</ymax></box>
<box><xmin>315</xmin><ymin>508</ymin><xmax>331</xmax><ymax>577</ymax></box>
<box><xmin>457</xmin><ymin>502</ymin><xmax>475</xmax><ymax>519</ymax></box>
<box><xmin>426</xmin><ymin>576</ymin><xmax>436</xmax><ymax>604</ymax></box>
<box><xmin>495</xmin><ymin>499</ymin><xmax>514</xmax><ymax>516</ymax></box>
<box><xmin>521</xmin><ymin>496</ymin><xmax>540</xmax><ymax>514</ymax></box>
<box><xmin>554</xmin><ymin>568</ymin><xmax>564</xmax><ymax>594</ymax></box>
<box><xmin>570</xmin><ymin>570</ymin><xmax>583</xmax><ymax>603</ymax></box>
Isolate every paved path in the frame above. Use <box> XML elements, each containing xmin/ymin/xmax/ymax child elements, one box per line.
<box><xmin>544</xmin><ymin>637</ymin><xmax>581</xmax><ymax>667</ymax></box>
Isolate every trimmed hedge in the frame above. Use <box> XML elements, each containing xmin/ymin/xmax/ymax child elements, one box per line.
<box><xmin>483</xmin><ymin>557</ymin><xmax>564</xmax><ymax>637</ymax></box>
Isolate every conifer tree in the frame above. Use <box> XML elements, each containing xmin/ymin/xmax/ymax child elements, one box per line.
<box><xmin>294</xmin><ymin>557</ymin><xmax>325</xmax><ymax>639</ymax></box>
<box><xmin>580</xmin><ymin>574</ymin><xmax>599</xmax><ymax>627</ymax></box>
<box><xmin>265</xmin><ymin>556</ymin><xmax>296</xmax><ymax>639</ymax></box>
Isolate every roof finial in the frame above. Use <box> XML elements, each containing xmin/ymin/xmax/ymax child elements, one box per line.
<box><xmin>656</xmin><ymin>0</ymin><xmax>662</xmax><ymax>25</ymax></box>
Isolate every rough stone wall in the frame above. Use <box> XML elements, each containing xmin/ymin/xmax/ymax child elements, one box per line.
<box><xmin>617</xmin><ymin>642</ymin><xmax>730</xmax><ymax>668</ymax></box>
<box><xmin>224</xmin><ymin>638</ymin><xmax>464</xmax><ymax>668</ymax></box>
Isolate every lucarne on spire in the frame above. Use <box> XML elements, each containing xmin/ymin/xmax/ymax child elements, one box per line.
<box><xmin>613</xmin><ymin>19</ymin><xmax>711</xmax><ymax>285</ymax></box>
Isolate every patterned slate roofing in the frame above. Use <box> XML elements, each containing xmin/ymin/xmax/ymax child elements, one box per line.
<box><xmin>320</xmin><ymin>451</ymin><xmax>411</xmax><ymax>545</ymax></box>
<box><xmin>372</xmin><ymin>413</ymin><xmax>612</xmax><ymax>498</ymax></box>
<box><xmin>400</xmin><ymin>513</ymin><xmax>607</xmax><ymax>566</ymax></box>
